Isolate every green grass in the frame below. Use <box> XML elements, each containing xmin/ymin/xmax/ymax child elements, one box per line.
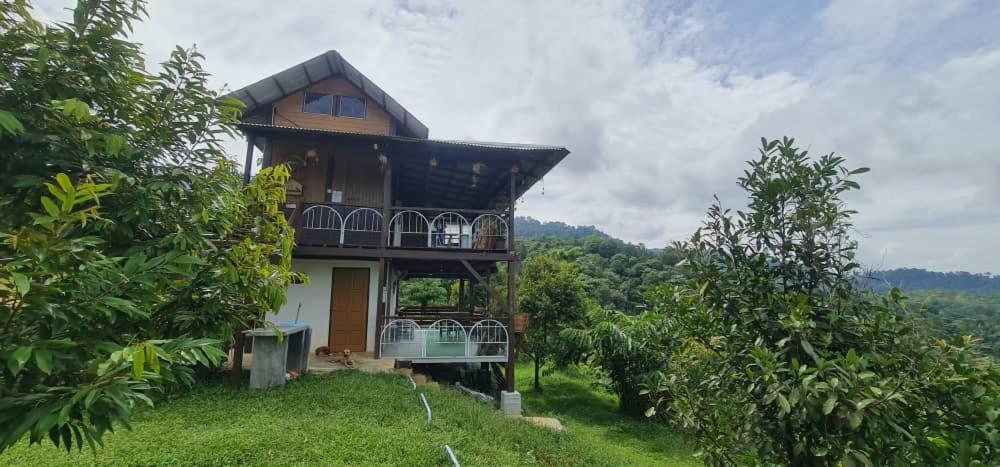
<box><xmin>0</xmin><ymin>370</ymin><xmax>695</xmax><ymax>466</ymax></box>
<box><xmin>517</xmin><ymin>363</ymin><xmax>698</xmax><ymax>467</ymax></box>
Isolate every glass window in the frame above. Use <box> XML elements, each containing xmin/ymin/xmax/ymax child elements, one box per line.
<box><xmin>337</xmin><ymin>96</ymin><xmax>365</xmax><ymax>118</ymax></box>
<box><xmin>303</xmin><ymin>92</ymin><xmax>334</xmax><ymax>115</ymax></box>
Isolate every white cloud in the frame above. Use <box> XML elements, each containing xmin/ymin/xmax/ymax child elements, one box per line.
<box><xmin>32</xmin><ymin>0</ymin><xmax>1000</xmax><ymax>272</ymax></box>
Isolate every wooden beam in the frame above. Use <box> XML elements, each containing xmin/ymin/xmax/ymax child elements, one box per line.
<box><xmin>271</xmin><ymin>76</ymin><xmax>287</xmax><ymax>96</ymax></box>
<box><xmin>295</xmin><ymin>246</ymin><xmax>516</xmax><ymax>262</ymax></box>
<box><xmin>460</xmin><ymin>260</ymin><xmax>503</xmax><ymax>307</ymax></box>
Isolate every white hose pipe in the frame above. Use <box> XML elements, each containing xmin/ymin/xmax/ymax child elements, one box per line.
<box><xmin>419</xmin><ymin>392</ymin><xmax>432</xmax><ymax>422</ymax></box>
<box><xmin>444</xmin><ymin>444</ymin><xmax>460</xmax><ymax>467</ymax></box>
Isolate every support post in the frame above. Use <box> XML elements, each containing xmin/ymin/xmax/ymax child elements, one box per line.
<box><xmin>380</xmin><ymin>148</ymin><xmax>392</xmax><ymax>248</ymax></box>
<box><xmin>375</xmin><ymin>258</ymin><xmax>386</xmax><ymax>358</ymax></box>
<box><xmin>458</xmin><ymin>279</ymin><xmax>465</xmax><ymax>312</ymax></box>
<box><xmin>261</xmin><ymin>137</ymin><xmax>273</xmax><ymax>169</ymax></box>
<box><xmin>242</xmin><ymin>132</ymin><xmax>255</xmax><ymax>184</ymax></box>
<box><xmin>505</xmin><ymin>165</ymin><xmax>518</xmax><ymax>393</ymax></box>
<box><xmin>506</xmin><ymin>259</ymin><xmax>517</xmax><ymax>392</ymax></box>
<box><xmin>508</xmin><ymin>167</ymin><xmax>518</xmax><ymax>253</ymax></box>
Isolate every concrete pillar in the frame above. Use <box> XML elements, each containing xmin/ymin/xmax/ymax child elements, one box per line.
<box><xmin>500</xmin><ymin>390</ymin><xmax>522</xmax><ymax>417</ymax></box>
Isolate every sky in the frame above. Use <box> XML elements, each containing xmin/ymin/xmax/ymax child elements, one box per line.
<box><xmin>35</xmin><ymin>0</ymin><xmax>1000</xmax><ymax>273</ymax></box>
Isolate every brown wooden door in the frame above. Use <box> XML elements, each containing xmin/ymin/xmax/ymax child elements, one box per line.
<box><xmin>329</xmin><ymin>268</ymin><xmax>370</xmax><ymax>352</ymax></box>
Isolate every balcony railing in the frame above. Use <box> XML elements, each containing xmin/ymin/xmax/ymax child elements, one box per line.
<box><xmin>291</xmin><ymin>203</ymin><xmax>509</xmax><ymax>251</ymax></box>
<box><xmin>379</xmin><ymin>318</ymin><xmax>508</xmax><ymax>363</ymax></box>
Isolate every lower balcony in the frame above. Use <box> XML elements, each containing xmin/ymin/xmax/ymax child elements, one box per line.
<box><xmin>378</xmin><ymin>317</ymin><xmax>509</xmax><ymax>363</ymax></box>
<box><xmin>290</xmin><ymin>204</ymin><xmax>509</xmax><ymax>251</ymax></box>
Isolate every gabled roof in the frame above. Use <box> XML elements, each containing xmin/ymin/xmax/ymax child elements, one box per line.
<box><xmin>230</xmin><ymin>51</ymin><xmax>429</xmax><ymax>139</ymax></box>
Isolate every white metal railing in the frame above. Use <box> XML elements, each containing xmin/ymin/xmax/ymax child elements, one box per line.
<box><xmin>379</xmin><ymin>318</ymin><xmax>508</xmax><ymax>362</ymax></box>
<box><xmin>295</xmin><ymin>205</ymin><xmax>510</xmax><ymax>250</ymax></box>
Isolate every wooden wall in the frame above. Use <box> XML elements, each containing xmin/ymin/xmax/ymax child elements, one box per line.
<box><xmin>272</xmin><ymin>138</ymin><xmax>384</xmax><ymax>208</ymax></box>
<box><xmin>271</xmin><ymin>78</ymin><xmax>393</xmax><ymax>136</ymax></box>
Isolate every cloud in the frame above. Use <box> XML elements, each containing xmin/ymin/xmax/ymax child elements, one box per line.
<box><xmin>33</xmin><ymin>0</ymin><xmax>1000</xmax><ymax>272</ymax></box>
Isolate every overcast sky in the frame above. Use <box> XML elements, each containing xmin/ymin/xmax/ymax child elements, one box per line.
<box><xmin>37</xmin><ymin>0</ymin><xmax>1000</xmax><ymax>273</ymax></box>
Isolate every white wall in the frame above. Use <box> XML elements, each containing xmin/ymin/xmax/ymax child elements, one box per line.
<box><xmin>272</xmin><ymin>258</ymin><xmax>380</xmax><ymax>352</ymax></box>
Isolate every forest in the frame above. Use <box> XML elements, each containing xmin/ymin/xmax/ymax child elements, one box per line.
<box><xmin>406</xmin><ymin>219</ymin><xmax>1000</xmax><ymax>361</ymax></box>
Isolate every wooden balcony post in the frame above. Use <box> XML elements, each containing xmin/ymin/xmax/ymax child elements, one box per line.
<box><xmin>506</xmin><ymin>259</ymin><xmax>517</xmax><ymax>392</ymax></box>
<box><xmin>508</xmin><ymin>166</ymin><xmax>518</xmax><ymax>253</ymax></box>
<box><xmin>375</xmin><ymin>258</ymin><xmax>386</xmax><ymax>358</ymax></box>
<box><xmin>458</xmin><ymin>278</ymin><xmax>465</xmax><ymax>312</ymax></box>
<box><xmin>242</xmin><ymin>131</ymin><xmax>255</xmax><ymax>184</ymax></box>
<box><xmin>261</xmin><ymin>137</ymin><xmax>273</xmax><ymax>168</ymax></box>
<box><xmin>380</xmin><ymin>149</ymin><xmax>392</xmax><ymax>248</ymax></box>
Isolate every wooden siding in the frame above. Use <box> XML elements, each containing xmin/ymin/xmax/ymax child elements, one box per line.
<box><xmin>271</xmin><ymin>78</ymin><xmax>393</xmax><ymax>135</ymax></box>
<box><xmin>272</xmin><ymin>138</ymin><xmax>384</xmax><ymax>207</ymax></box>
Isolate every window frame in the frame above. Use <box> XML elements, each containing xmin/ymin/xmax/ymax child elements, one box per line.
<box><xmin>336</xmin><ymin>95</ymin><xmax>366</xmax><ymax>119</ymax></box>
<box><xmin>302</xmin><ymin>92</ymin><xmax>335</xmax><ymax>115</ymax></box>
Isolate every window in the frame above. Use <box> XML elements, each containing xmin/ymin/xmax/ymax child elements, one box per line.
<box><xmin>337</xmin><ymin>95</ymin><xmax>365</xmax><ymax>118</ymax></box>
<box><xmin>303</xmin><ymin>92</ymin><xmax>334</xmax><ymax>115</ymax></box>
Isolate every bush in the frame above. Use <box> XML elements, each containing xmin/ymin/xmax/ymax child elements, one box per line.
<box><xmin>0</xmin><ymin>0</ymin><xmax>301</xmax><ymax>452</ymax></box>
<box><xmin>646</xmin><ymin>138</ymin><xmax>999</xmax><ymax>465</ymax></box>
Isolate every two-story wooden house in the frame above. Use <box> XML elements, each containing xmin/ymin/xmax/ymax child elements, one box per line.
<box><xmin>231</xmin><ymin>51</ymin><xmax>568</xmax><ymax>400</ymax></box>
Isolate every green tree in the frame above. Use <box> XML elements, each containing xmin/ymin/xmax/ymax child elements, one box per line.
<box><xmin>399</xmin><ymin>279</ymin><xmax>450</xmax><ymax>307</ymax></box>
<box><xmin>563</xmin><ymin>306</ymin><xmax>671</xmax><ymax>416</ymax></box>
<box><xmin>0</xmin><ymin>0</ymin><xmax>301</xmax><ymax>452</ymax></box>
<box><xmin>518</xmin><ymin>255</ymin><xmax>590</xmax><ymax>390</ymax></box>
<box><xmin>650</xmin><ymin>138</ymin><xmax>999</xmax><ymax>465</ymax></box>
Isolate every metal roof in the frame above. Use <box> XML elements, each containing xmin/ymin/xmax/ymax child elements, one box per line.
<box><xmin>238</xmin><ymin>122</ymin><xmax>569</xmax><ymax>209</ymax></box>
<box><xmin>229</xmin><ymin>51</ymin><xmax>429</xmax><ymax>139</ymax></box>
<box><xmin>237</xmin><ymin>122</ymin><xmax>564</xmax><ymax>152</ymax></box>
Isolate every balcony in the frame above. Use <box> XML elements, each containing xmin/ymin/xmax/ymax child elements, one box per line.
<box><xmin>378</xmin><ymin>317</ymin><xmax>508</xmax><ymax>363</ymax></box>
<box><xmin>291</xmin><ymin>203</ymin><xmax>509</xmax><ymax>251</ymax></box>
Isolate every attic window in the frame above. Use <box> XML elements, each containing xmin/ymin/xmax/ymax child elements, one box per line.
<box><xmin>303</xmin><ymin>92</ymin><xmax>334</xmax><ymax>115</ymax></box>
<box><xmin>338</xmin><ymin>96</ymin><xmax>366</xmax><ymax>118</ymax></box>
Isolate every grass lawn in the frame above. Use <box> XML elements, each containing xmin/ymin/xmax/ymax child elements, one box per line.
<box><xmin>0</xmin><ymin>369</ymin><xmax>696</xmax><ymax>466</ymax></box>
<box><xmin>517</xmin><ymin>363</ymin><xmax>698</xmax><ymax>466</ymax></box>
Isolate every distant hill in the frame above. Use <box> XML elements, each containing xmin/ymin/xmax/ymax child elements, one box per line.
<box><xmin>864</xmin><ymin>268</ymin><xmax>1000</xmax><ymax>295</ymax></box>
<box><xmin>516</xmin><ymin>217</ymin><xmax>997</xmax><ymax>296</ymax></box>
<box><xmin>514</xmin><ymin>217</ymin><xmax>611</xmax><ymax>240</ymax></box>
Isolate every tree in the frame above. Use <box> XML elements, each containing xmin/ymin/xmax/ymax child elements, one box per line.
<box><xmin>0</xmin><ymin>0</ymin><xmax>301</xmax><ymax>452</ymax></box>
<box><xmin>563</xmin><ymin>305</ymin><xmax>671</xmax><ymax>416</ymax></box>
<box><xmin>399</xmin><ymin>279</ymin><xmax>450</xmax><ymax>307</ymax></box>
<box><xmin>649</xmin><ymin>138</ymin><xmax>999</xmax><ymax>465</ymax></box>
<box><xmin>517</xmin><ymin>255</ymin><xmax>590</xmax><ymax>390</ymax></box>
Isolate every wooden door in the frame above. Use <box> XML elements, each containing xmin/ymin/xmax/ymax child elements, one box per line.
<box><xmin>329</xmin><ymin>268</ymin><xmax>370</xmax><ymax>352</ymax></box>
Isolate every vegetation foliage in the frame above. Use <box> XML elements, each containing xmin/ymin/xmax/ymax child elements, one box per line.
<box><xmin>0</xmin><ymin>0</ymin><xmax>300</xmax><ymax>453</ymax></box>
<box><xmin>564</xmin><ymin>138</ymin><xmax>999</xmax><ymax>465</ymax></box>
<box><xmin>517</xmin><ymin>255</ymin><xmax>591</xmax><ymax>389</ymax></box>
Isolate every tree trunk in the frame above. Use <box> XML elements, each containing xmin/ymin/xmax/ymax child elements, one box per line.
<box><xmin>533</xmin><ymin>355</ymin><xmax>541</xmax><ymax>391</ymax></box>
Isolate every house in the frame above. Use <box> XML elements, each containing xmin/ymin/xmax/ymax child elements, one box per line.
<box><xmin>230</xmin><ymin>51</ymin><xmax>569</xmax><ymax>402</ymax></box>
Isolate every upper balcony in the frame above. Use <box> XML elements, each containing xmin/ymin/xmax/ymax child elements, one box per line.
<box><xmin>289</xmin><ymin>203</ymin><xmax>510</xmax><ymax>252</ymax></box>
